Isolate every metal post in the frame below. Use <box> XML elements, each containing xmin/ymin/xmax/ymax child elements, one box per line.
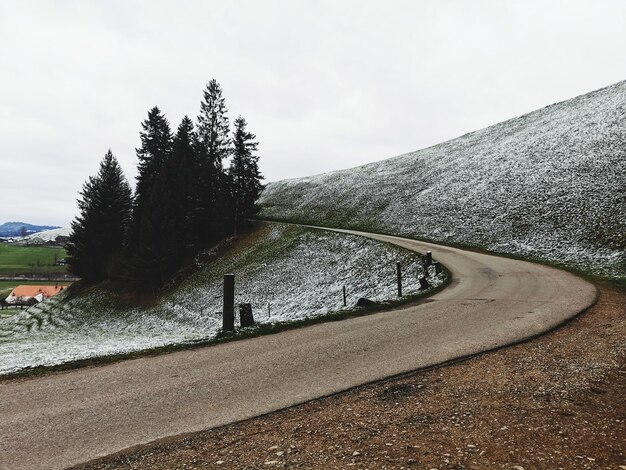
<box><xmin>223</xmin><ymin>274</ymin><xmax>235</xmax><ymax>332</ymax></box>
<box><xmin>396</xmin><ymin>262</ymin><xmax>402</xmax><ymax>297</ymax></box>
<box><xmin>343</xmin><ymin>286</ymin><xmax>347</xmax><ymax>306</ymax></box>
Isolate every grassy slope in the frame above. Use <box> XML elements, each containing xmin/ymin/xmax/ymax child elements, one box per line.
<box><xmin>1</xmin><ymin>222</ymin><xmax>447</xmax><ymax>376</ymax></box>
<box><xmin>259</xmin><ymin>80</ymin><xmax>626</xmax><ymax>280</ymax></box>
<box><xmin>0</xmin><ymin>244</ymin><xmax>67</xmax><ymax>274</ymax></box>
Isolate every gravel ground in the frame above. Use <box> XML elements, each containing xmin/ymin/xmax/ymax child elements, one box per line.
<box><xmin>76</xmin><ymin>285</ymin><xmax>625</xmax><ymax>470</ymax></box>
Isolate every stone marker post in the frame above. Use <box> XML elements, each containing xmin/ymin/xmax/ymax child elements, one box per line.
<box><xmin>239</xmin><ymin>303</ymin><xmax>255</xmax><ymax>328</ymax></box>
<box><xmin>433</xmin><ymin>261</ymin><xmax>442</xmax><ymax>275</ymax></box>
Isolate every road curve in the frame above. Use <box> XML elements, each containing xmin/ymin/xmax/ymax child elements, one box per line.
<box><xmin>0</xmin><ymin>227</ymin><xmax>597</xmax><ymax>470</ymax></box>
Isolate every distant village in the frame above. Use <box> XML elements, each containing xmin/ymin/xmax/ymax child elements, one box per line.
<box><xmin>0</xmin><ymin>225</ymin><xmax>74</xmax><ymax>310</ymax></box>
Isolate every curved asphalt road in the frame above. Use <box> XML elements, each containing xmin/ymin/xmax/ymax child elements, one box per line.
<box><xmin>0</xmin><ymin>227</ymin><xmax>597</xmax><ymax>470</ymax></box>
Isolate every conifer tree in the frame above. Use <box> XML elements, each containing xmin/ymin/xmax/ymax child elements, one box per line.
<box><xmin>168</xmin><ymin>116</ymin><xmax>200</xmax><ymax>257</ymax></box>
<box><xmin>67</xmin><ymin>150</ymin><xmax>132</xmax><ymax>283</ymax></box>
<box><xmin>134</xmin><ymin>106</ymin><xmax>173</xmax><ymax>210</ymax></box>
<box><xmin>195</xmin><ymin>79</ymin><xmax>233</xmax><ymax>244</ymax></box>
<box><xmin>129</xmin><ymin>107</ymin><xmax>174</xmax><ymax>290</ymax></box>
<box><xmin>197</xmin><ymin>79</ymin><xmax>231</xmax><ymax>170</ymax></box>
<box><xmin>230</xmin><ymin>116</ymin><xmax>264</xmax><ymax>233</ymax></box>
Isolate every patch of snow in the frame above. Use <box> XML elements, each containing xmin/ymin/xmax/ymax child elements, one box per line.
<box><xmin>0</xmin><ymin>225</ymin><xmax>444</xmax><ymax>375</ymax></box>
<box><xmin>23</xmin><ymin>227</ymin><xmax>70</xmax><ymax>243</ymax></box>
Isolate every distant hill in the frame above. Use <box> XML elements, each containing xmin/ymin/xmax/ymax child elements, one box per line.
<box><xmin>260</xmin><ymin>80</ymin><xmax>626</xmax><ymax>280</ymax></box>
<box><xmin>23</xmin><ymin>228</ymin><xmax>71</xmax><ymax>244</ymax></box>
<box><xmin>0</xmin><ymin>222</ymin><xmax>61</xmax><ymax>238</ymax></box>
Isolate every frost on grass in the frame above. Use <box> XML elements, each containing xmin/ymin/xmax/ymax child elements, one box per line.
<box><xmin>260</xmin><ymin>80</ymin><xmax>626</xmax><ymax>279</ymax></box>
<box><xmin>0</xmin><ymin>224</ymin><xmax>443</xmax><ymax>375</ymax></box>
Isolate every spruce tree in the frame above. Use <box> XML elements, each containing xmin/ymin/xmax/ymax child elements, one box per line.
<box><xmin>197</xmin><ymin>79</ymin><xmax>230</xmax><ymax>169</ymax></box>
<box><xmin>129</xmin><ymin>107</ymin><xmax>174</xmax><ymax>290</ymax></box>
<box><xmin>67</xmin><ymin>150</ymin><xmax>132</xmax><ymax>283</ymax></box>
<box><xmin>168</xmin><ymin>116</ymin><xmax>200</xmax><ymax>258</ymax></box>
<box><xmin>230</xmin><ymin>116</ymin><xmax>264</xmax><ymax>233</ymax></box>
<box><xmin>134</xmin><ymin>106</ymin><xmax>173</xmax><ymax>210</ymax></box>
<box><xmin>195</xmin><ymin>79</ymin><xmax>233</xmax><ymax>244</ymax></box>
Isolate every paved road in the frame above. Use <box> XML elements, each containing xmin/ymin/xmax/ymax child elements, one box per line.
<box><xmin>0</xmin><ymin>228</ymin><xmax>597</xmax><ymax>470</ymax></box>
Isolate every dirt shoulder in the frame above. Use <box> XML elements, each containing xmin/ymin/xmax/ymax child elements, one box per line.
<box><xmin>76</xmin><ymin>286</ymin><xmax>625</xmax><ymax>470</ymax></box>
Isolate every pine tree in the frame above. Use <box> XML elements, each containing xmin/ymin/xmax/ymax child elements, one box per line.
<box><xmin>195</xmin><ymin>79</ymin><xmax>233</xmax><ymax>244</ymax></box>
<box><xmin>197</xmin><ymin>79</ymin><xmax>231</xmax><ymax>170</ymax></box>
<box><xmin>168</xmin><ymin>116</ymin><xmax>200</xmax><ymax>258</ymax></box>
<box><xmin>67</xmin><ymin>150</ymin><xmax>132</xmax><ymax>283</ymax></box>
<box><xmin>129</xmin><ymin>107</ymin><xmax>174</xmax><ymax>290</ymax></box>
<box><xmin>230</xmin><ymin>116</ymin><xmax>264</xmax><ymax>233</ymax></box>
<box><xmin>134</xmin><ymin>106</ymin><xmax>173</xmax><ymax>210</ymax></box>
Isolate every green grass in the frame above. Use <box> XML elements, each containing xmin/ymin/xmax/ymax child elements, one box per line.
<box><xmin>0</xmin><ymin>244</ymin><xmax>68</xmax><ymax>275</ymax></box>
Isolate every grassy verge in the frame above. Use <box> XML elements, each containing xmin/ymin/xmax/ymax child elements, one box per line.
<box><xmin>0</xmin><ymin>265</ymin><xmax>451</xmax><ymax>381</ymax></box>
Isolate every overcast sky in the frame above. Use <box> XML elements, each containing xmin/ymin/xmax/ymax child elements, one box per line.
<box><xmin>1</xmin><ymin>0</ymin><xmax>625</xmax><ymax>227</ymax></box>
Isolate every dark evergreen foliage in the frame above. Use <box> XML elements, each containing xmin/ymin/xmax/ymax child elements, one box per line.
<box><xmin>170</xmin><ymin>116</ymin><xmax>201</xmax><ymax>256</ymax></box>
<box><xmin>134</xmin><ymin>106</ymin><xmax>173</xmax><ymax>211</ymax></box>
<box><xmin>66</xmin><ymin>150</ymin><xmax>132</xmax><ymax>283</ymax></box>
<box><xmin>71</xmin><ymin>80</ymin><xmax>264</xmax><ymax>292</ymax></box>
<box><xmin>129</xmin><ymin>107</ymin><xmax>174</xmax><ymax>290</ymax></box>
<box><xmin>195</xmin><ymin>79</ymin><xmax>234</xmax><ymax>244</ymax></box>
<box><xmin>230</xmin><ymin>116</ymin><xmax>264</xmax><ymax>233</ymax></box>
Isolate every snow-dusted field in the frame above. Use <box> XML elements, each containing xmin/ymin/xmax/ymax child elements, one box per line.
<box><xmin>1</xmin><ymin>227</ymin><xmax>70</xmax><ymax>244</ymax></box>
<box><xmin>23</xmin><ymin>227</ymin><xmax>70</xmax><ymax>243</ymax></box>
<box><xmin>260</xmin><ymin>81</ymin><xmax>626</xmax><ymax>279</ymax></box>
<box><xmin>0</xmin><ymin>224</ymin><xmax>443</xmax><ymax>375</ymax></box>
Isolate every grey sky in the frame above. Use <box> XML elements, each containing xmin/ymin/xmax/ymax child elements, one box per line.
<box><xmin>1</xmin><ymin>0</ymin><xmax>625</xmax><ymax>227</ymax></box>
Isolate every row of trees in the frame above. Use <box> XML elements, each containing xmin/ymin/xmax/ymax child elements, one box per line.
<box><xmin>66</xmin><ymin>79</ymin><xmax>263</xmax><ymax>291</ymax></box>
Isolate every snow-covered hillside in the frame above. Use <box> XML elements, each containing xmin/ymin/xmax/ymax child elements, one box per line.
<box><xmin>260</xmin><ymin>81</ymin><xmax>626</xmax><ymax>279</ymax></box>
<box><xmin>23</xmin><ymin>227</ymin><xmax>70</xmax><ymax>243</ymax></box>
<box><xmin>0</xmin><ymin>223</ymin><xmax>444</xmax><ymax>375</ymax></box>
<box><xmin>0</xmin><ymin>222</ymin><xmax>60</xmax><ymax>238</ymax></box>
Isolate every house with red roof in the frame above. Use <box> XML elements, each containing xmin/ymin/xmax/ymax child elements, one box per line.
<box><xmin>5</xmin><ymin>285</ymin><xmax>65</xmax><ymax>305</ymax></box>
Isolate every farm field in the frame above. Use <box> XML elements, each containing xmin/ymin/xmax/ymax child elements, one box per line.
<box><xmin>0</xmin><ymin>244</ymin><xmax>68</xmax><ymax>275</ymax></box>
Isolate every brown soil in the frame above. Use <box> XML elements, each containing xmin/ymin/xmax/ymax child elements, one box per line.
<box><xmin>76</xmin><ymin>286</ymin><xmax>625</xmax><ymax>470</ymax></box>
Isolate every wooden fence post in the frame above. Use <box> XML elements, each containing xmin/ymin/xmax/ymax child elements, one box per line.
<box><xmin>223</xmin><ymin>274</ymin><xmax>235</xmax><ymax>332</ymax></box>
<box><xmin>343</xmin><ymin>286</ymin><xmax>347</xmax><ymax>306</ymax></box>
<box><xmin>396</xmin><ymin>262</ymin><xmax>402</xmax><ymax>297</ymax></box>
